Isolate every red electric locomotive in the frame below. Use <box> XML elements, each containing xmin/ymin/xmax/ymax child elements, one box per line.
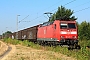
<box><xmin>37</xmin><ymin>20</ymin><xmax>80</xmax><ymax>48</ymax></box>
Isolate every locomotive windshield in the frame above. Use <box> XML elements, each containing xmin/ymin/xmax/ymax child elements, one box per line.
<box><xmin>60</xmin><ymin>23</ymin><xmax>67</xmax><ymax>29</ymax></box>
<box><xmin>68</xmin><ymin>23</ymin><xmax>76</xmax><ymax>29</ymax></box>
<box><xmin>60</xmin><ymin>23</ymin><xmax>76</xmax><ymax>29</ymax></box>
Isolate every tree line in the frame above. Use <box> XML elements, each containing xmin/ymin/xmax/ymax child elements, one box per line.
<box><xmin>78</xmin><ymin>21</ymin><xmax>90</xmax><ymax>40</ymax></box>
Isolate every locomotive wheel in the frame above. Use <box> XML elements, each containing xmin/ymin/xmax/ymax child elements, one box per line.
<box><xmin>68</xmin><ymin>45</ymin><xmax>73</xmax><ymax>50</ymax></box>
<box><xmin>37</xmin><ymin>41</ymin><xmax>41</xmax><ymax>45</ymax></box>
<box><xmin>68</xmin><ymin>47</ymin><xmax>71</xmax><ymax>50</ymax></box>
<box><xmin>49</xmin><ymin>43</ymin><xmax>52</xmax><ymax>47</ymax></box>
<box><xmin>75</xmin><ymin>45</ymin><xmax>81</xmax><ymax>49</ymax></box>
<box><xmin>73</xmin><ymin>43</ymin><xmax>81</xmax><ymax>49</ymax></box>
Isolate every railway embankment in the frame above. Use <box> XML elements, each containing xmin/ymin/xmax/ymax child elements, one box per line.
<box><xmin>0</xmin><ymin>40</ymin><xmax>12</xmax><ymax>60</ymax></box>
<box><xmin>1</xmin><ymin>38</ymin><xmax>90</xmax><ymax>60</ymax></box>
<box><xmin>0</xmin><ymin>40</ymin><xmax>8</xmax><ymax>57</ymax></box>
<box><xmin>0</xmin><ymin>39</ymin><xmax>76</xmax><ymax>60</ymax></box>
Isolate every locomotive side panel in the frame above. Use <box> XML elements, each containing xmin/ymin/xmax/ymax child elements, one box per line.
<box><xmin>37</xmin><ymin>21</ymin><xmax>58</xmax><ymax>41</ymax></box>
<box><xmin>46</xmin><ymin>25</ymin><xmax>53</xmax><ymax>38</ymax></box>
<box><xmin>37</xmin><ymin>26</ymin><xmax>44</xmax><ymax>39</ymax></box>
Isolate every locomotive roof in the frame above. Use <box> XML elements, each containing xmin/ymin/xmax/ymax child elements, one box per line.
<box><xmin>40</xmin><ymin>20</ymin><xmax>76</xmax><ymax>27</ymax></box>
<box><xmin>41</xmin><ymin>21</ymin><xmax>54</xmax><ymax>26</ymax></box>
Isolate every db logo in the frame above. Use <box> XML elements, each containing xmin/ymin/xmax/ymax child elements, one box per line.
<box><xmin>67</xmin><ymin>32</ymin><xmax>70</xmax><ymax>34</ymax></box>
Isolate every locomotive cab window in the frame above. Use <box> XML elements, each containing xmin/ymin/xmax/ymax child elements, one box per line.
<box><xmin>68</xmin><ymin>23</ymin><xmax>76</xmax><ymax>29</ymax></box>
<box><xmin>60</xmin><ymin>23</ymin><xmax>76</xmax><ymax>29</ymax></box>
<box><xmin>54</xmin><ymin>24</ymin><xmax>56</xmax><ymax>29</ymax></box>
<box><xmin>60</xmin><ymin>23</ymin><xmax>67</xmax><ymax>29</ymax></box>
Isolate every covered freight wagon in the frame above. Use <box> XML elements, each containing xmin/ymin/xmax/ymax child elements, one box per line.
<box><xmin>26</xmin><ymin>26</ymin><xmax>38</xmax><ymax>42</ymax></box>
<box><xmin>21</xmin><ymin>29</ymin><xmax>27</xmax><ymax>40</ymax></box>
<box><xmin>18</xmin><ymin>30</ymin><xmax>22</xmax><ymax>40</ymax></box>
<box><xmin>17</xmin><ymin>25</ymin><xmax>38</xmax><ymax>42</ymax></box>
<box><xmin>0</xmin><ymin>35</ymin><xmax>2</xmax><ymax>39</ymax></box>
<box><xmin>11</xmin><ymin>32</ymin><xmax>16</xmax><ymax>39</ymax></box>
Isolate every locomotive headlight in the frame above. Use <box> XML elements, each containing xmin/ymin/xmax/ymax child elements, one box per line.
<box><xmin>74</xmin><ymin>36</ymin><xmax>76</xmax><ymax>38</ymax></box>
<box><xmin>61</xmin><ymin>36</ymin><xmax>64</xmax><ymax>39</ymax></box>
<box><xmin>72</xmin><ymin>36</ymin><xmax>76</xmax><ymax>38</ymax></box>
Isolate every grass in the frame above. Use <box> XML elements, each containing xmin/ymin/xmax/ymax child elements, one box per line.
<box><xmin>0</xmin><ymin>42</ymin><xmax>1</xmax><ymax>46</ymax></box>
<box><xmin>3</xmin><ymin>38</ymin><xmax>90</xmax><ymax>60</ymax></box>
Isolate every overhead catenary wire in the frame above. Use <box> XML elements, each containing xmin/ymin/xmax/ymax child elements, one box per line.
<box><xmin>18</xmin><ymin>0</ymin><xmax>77</xmax><ymax>29</ymax></box>
<box><xmin>18</xmin><ymin>14</ymin><xmax>44</xmax><ymax>29</ymax></box>
<box><xmin>63</xmin><ymin>0</ymin><xmax>76</xmax><ymax>6</ymax></box>
<box><xmin>74</xmin><ymin>7</ymin><xmax>90</xmax><ymax>13</ymax></box>
<box><xmin>19</xmin><ymin>0</ymin><xmax>90</xmax><ymax>30</ymax></box>
<box><xmin>49</xmin><ymin>0</ymin><xmax>90</xmax><ymax>16</ymax></box>
<box><xmin>19</xmin><ymin>15</ymin><xmax>29</xmax><ymax>23</ymax></box>
<box><xmin>50</xmin><ymin>0</ymin><xmax>76</xmax><ymax>12</ymax></box>
<box><xmin>71</xmin><ymin>1</ymin><xmax>90</xmax><ymax>9</ymax></box>
<box><xmin>36</xmin><ymin>0</ymin><xmax>76</xmax><ymax>20</ymax></box>
<box><xmin>37</xmin><ymin>0</ymin><xmax>64</xmax><ymax>13</ymax></box>
<box><xmin>27</xmin><ymin>0</ymin><xmax>64</xmax><ymax>21</ymax></box>
<box><xmin>18</xmin><ymin>15</ymin><xmax>30</xmax><ymax>29</ymax></box>
<box><xmin>21</xmin><ymin>0</ymin><xmax>76</xmax><ymax>23</ymax></box>
<box><xmin>19</xmin><ymin>20</ymin><xmax>31</xmax><ymax>23</ymax></box>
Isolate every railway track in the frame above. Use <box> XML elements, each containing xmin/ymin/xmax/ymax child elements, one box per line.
<box><xmin>0</xmin><ymin>42</ymin><xmax>12</xmax><ymax>60</ymax></box>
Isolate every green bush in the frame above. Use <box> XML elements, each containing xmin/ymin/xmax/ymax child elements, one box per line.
<box><xmin>3</xmin><ymin>38</ymin><xmax>20</xmax><ymax>45</ymax></box>
<box><xmin>22</xmin><ymin>40</ymin><xmax>29</xmax><ymax>46</ymax></box>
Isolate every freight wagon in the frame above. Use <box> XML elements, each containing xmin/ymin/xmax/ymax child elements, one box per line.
<box><xmin>0</xmin><ymin>35</ymin><xmax>2</xmax><ymax>39</ymax></box>
<box><xmin>16</xmin><ymin>26</ymin><xmax>38</xmax><ymax>42</ymax></box>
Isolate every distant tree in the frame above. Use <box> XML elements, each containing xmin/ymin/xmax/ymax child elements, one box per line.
<box><xmin>78</xmin><ymin>21</ymin><xmax>90</xmax><ymax>40</ymax></box>
<box><xmin>50</xmin><ymin>6</ymin><xmax>77</xmax><ymax>21</ymax></box>
<box><xmin>87</xmin><ymin>22</ymin><xmax>90</xmax><ymax>39</ymax></box>
<box><xmin>3</xmin><ymin>31</ymin><xmax>12</xmax><ymax>35</ymax></box>
<box><xmin>2</xmin><ymin>31</ymin><xmax>12</xmax><ymax>38</ymax></box>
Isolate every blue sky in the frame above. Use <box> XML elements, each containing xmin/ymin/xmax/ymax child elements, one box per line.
<box><xmin>0</xmin><ymin>0</ymin><xmax>90</xmax><ymax>34</ymax></box>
